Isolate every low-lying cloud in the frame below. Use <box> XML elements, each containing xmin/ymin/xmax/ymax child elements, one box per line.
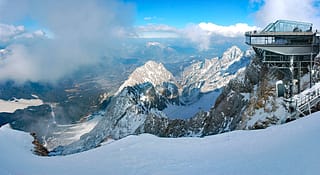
<box><xmin>136</xmin><ymin>24</ymin><xmax>179</xmax><ymax>38</ymax></box>
<box><xmin>136</xmin><ymin>22</ymin><xmax>259</xmax><ymax>50</ymax></box>
<box><xmin>0</xmin><ymin>0</ymin><xmax>134</xmax><ymax>83</ymax></box>
<box><xmin>4</xmin><ymin>0</ymin><xmax>316</xmax><ymax>84</ymax></box>
<box><xmin>198</xmin><ymin>23</ymin><xmax>260</xmax><ymax>37</ymax></box>
<box><xmin>0</xmin><ymin>23</ymin><xmax>46</xmax><ymax>47</ymax></box>
<box><xmin>185</xmin><ymin>23</ymin><xmax>259</xmax><ymax>50</ymax></box>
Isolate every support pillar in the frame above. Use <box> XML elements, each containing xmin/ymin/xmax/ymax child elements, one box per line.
<box><xmin>290</xmin><ymin>55</ymin><xmax>294</xmax><ymax>98</ymax></box>
<box><xmin>310</xmin><ymin>53</ymin><xmax>313</xmax><ymax>88</ymax></box>
<box><xmin>298</xmin><ymin>61</ymin><xmax>301</xmax><ymax>93</ymax></box>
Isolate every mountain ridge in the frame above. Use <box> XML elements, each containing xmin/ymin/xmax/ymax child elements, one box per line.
<box><xmin>49</xmin><ymin>45</ymin><xmax>254</xmax><ymax>155</ymax></box>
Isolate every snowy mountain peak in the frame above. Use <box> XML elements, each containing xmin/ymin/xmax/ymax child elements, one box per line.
<box><xmin>181</xmin><ymin>46</ymin><xmax>251</xmax><ymax>94</ymax></box>
<box><xmin>220</xmin><ymin>46</ymin><xmax>243</xmax><ymax>67</ymax></box>
<box><xmin>117</xmin><ymin>61</ymin><xmax>176</xmax><ymax>94</ymax></box>
<box><xmin>223</xmin><ymin>46</ymin><xmax>242</xmax><ymax>58</ymax></box>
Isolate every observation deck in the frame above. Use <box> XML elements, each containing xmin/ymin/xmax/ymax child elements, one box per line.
<box><xmin>245</xmin><ymin>20</ymin><xmax>319</xmax><ymax>60</ymax></box>
<box><xmin>246</xmin><ymin>20</ymin><xmax>320</xmax><ymax>117</ymax></box>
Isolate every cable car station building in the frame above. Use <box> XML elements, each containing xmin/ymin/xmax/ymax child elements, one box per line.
<box><xmin>246</xmin><ymin>20</ymin><xmax>320</xmax><ymax>116</ymax></box>
<box><xmin>245</xmin><ymin>20</ymin><xmax>320</xmax><ymax>95</ymax></box>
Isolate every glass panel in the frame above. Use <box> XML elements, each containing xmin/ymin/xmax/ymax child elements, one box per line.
<box><xmin>262</xmin><ymin>23</ymin><xmax>274</xmax><ymax>32</ymax></box>
<box><xmin>250</xmin><ymin>36</ymin><xmax>275</xmax><ymax>44</ymax></box>
<box><xmin>245</xmin><ymin>36</ymin><xmax>251</xmax><ymax>44</ymax></box>
<box><xmin>262</xmin><ymin>20</ymin><xmax>312</xmax><ymax>32</ymax></box>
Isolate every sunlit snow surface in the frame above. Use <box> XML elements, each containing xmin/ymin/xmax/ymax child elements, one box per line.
<box><xmin>0</xmin><ymin>98</ymin><xmax>43</xmax><ymax>113</ymax></box>
<box><xmin>163</xmin><ymin>89</ymin><xmax>221</xmax><ymax>119</ymax></box>
<box><xmin>44</xmin><ymin>112</ymin><xmax>103</xmax><ymax>151</ymax></box>
<box><xmin>1</xmin><ymin>112</ymin><xmax>320</xmax><ymax>175</ymax></box>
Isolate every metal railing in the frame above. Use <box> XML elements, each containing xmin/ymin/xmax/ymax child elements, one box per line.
<box><xmin>293</xmin><ymin>86</ymin><xmax>320</xmax><ymax>116</ymax></box>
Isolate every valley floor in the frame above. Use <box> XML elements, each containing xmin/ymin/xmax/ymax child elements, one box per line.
<box><xmin>1</xmin><ymin>112</ymin><xmax>320</xmax><ymax>175</ymax></box>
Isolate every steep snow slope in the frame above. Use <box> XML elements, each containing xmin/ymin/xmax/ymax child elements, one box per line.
<box><xmin>53</xmin><ymin>84</ymin><xmax>168</xmax><ymax>155</ymax></box>
<box><xmin>44</xmin><ymin>112</ymin><xmax>103</xmax><ymax>151</ymax></box>
<box><xmin>1</xmin><ymin>112</ymin><xmax>320</xmax><ymax>175</ymax></box>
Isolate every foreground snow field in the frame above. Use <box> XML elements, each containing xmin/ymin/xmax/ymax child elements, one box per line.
<box><xmin>1</xmin><ymin>112</ymin><xmax>320</xmax><ymax>175</ymax></box>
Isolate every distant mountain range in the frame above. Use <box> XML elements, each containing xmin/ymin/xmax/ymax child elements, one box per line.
<box><xmin>3</xmin><ymin>44</ymin><xmax>279</xmax><ymax>156</ymax></box>
<box><xmin>49</xmin><ymin>45</ymin><xmax>255</xmax><ymax>155</ymax></box>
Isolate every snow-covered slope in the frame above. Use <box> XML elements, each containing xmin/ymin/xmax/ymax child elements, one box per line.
<box><xmin>53</xmin><ymin>84</ymin><xmax>170</xmax><ymax>155</ymax></box>
<box><xmin>44</xmin><ymin>112</ymin><xmax>103</xmax><ymax>151</ymax></box>
<box><xmin>1</xmin><ymin>112</ymin><xmax>320</xmax><ymax>175</ymax></box>
<box><xmin>163</xmin><ymin>89</ymin><xmax>221</xmax><ymax>119</ymax></box>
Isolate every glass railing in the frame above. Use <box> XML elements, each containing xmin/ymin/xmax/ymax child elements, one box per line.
<box><xmin>262</xmin><ymin>20</ymin><xmax>312</xmax><ymax>32</ymax></box>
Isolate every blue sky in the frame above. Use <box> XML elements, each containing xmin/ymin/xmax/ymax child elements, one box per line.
<box><xmin>126</xmin><ymin>0</ymin><xmax>259</xmax><ymax>28</ymax></box>
<box><xmin>0</xmin><ymin>0</ymin><xmax>320</xmax><ymax>83</ymax></box>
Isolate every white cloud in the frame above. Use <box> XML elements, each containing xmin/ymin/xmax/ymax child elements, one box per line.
<box><xmin>137</xmin><ymin>24</ymin><xmax>178</xmax><ymax>32</ymax></box>
<box><xmin>144</xmin><ymin>17</ymin><xmax>153</xmax><ymax>21</ymax></box>
<box><xmin>253</xmin><ymin>0</ymin><xmax>320</xmax><ymax>28</ymax></box>
<box><xmin>135</xmin><ymin>22</ymin><xmax>258</xmax><ymax>50</ymax></box>
<box><xmin>0</xmin><ymin>44</ymin><xmax>38</xmax><ymax>83</ymax></box>
<box><xmin>183</xmin><ymin>24</ymin><xmax>211</xmax><ymax>51</ymax></box>
<box><xmin>138</xmin><ymin>32</ymin><xmax>179</xmax><ymax>38</ymax></box>
<box><xmin>0</xmin><ymin>0</ymin><xmax>135</xmax><ymax>83</ymax></box>
<box><xmin>182</xmin><ymin>23</ymin><xmax>258</xmax><ymax>50</ymax></box>
<box><xmin>144</xmin><ymin>16</ymin><xmax>158</xmax><ymax>21</ymax></box>
<box><xmin>15</xmin><ymin>29</ymin><xmax>46</xmax><ymax>39</ymax></box>
<box><xmin>198</xmin><ymin>22</ymin><xmax>260</xmax><ymax>37</ymax></box>
<box><xmin>0</xmin><ymin>23</ymin><xmax>47</xmax><ymax>47</ymax></box>
<box><xmin>0</xmin><ymin>23</ymin><xmax>25</xmax><ymax>42</ymax></box>
<box><xmin>136</xmin><ymin>24</ymin><xmax>179</xmax><ymax>38</ymax></box>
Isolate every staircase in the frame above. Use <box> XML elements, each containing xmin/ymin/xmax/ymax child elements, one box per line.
<box><xmin>292</xmin><ymin>84</ymin><xmax>320</xmax><ymax>116</ymax></box>
<box><xmin>267</xmin><ymin>67</ymin><xmax>279</xmax><ymax>80</ymax></box>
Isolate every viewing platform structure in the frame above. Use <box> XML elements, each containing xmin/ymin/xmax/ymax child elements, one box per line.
<box><xmin>245</xmin><ymin>20</ymin><xmax>320</xmax><ymax>117</ymax></box>
<box><xmin>245</xmin><ymin>20</ymin><xmax>319</xmax><ymax>68</ymax></box>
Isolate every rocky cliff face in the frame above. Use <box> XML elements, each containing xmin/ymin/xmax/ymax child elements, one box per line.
<box><xmin>180</xmin><ymin>46</ymin><xmax>246</xmax><ymax>104</ymax></box>
<box><xmin>52</xmin><ymin>83</ymin><xmax>169</xmax><ymax>155</ymax></box>
<box><xmin>50</xmin><ymin>46</ymin><xmax>257</xmax><ymax>155</ymax></box>
<box><xmin>138</xmin><ymin>55</ymin><xmax>263</xmax><ymax>138</ymax></box>
<box><xmin>201</xmin><ymin>56</ymin><xmax>263</xmax><ymax>135</ymax></box>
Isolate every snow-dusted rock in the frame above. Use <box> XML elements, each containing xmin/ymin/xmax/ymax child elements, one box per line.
<box><xmin>181</xmin><ymin>46</ymin><xmax>245</xmax><ymax>93</ymax></box>
<box><xmin>50</xmin><ymin>46</ymin><xmax>255</xmax><ymax>155</ymax></box>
